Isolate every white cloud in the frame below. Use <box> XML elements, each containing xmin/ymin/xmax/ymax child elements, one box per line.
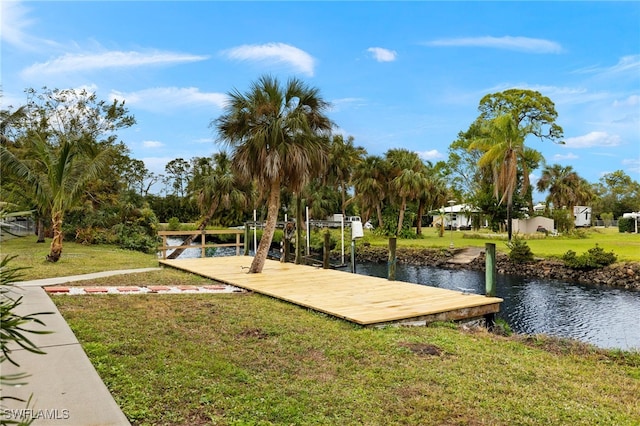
<box><xmin>0</xmin><ymin>1</ymin><xmax>58</xmax><ymax>51</ymax></box>
<box><xmin>579</xmin><ymin>55</ymin><xmax>640</xmax><ymax>76</ymax></box>
<box><xmin>622</xmin><ymin>158</ymin><xmax>640</xmax><ymax>173</ymax></box>
<box><xmin>482</xmin><ymin>83</ymin><xmax>610</xmax><ymax>106</ymax></box>
<box><xmin>1</xmin><ymin>1</ymin><xmax>32</xmax><ymax>48</ymax></box>
<box><xmin>110</xmin><ymin>87</ymin><xmax>227</xmax><ymax>112</ymax></box>
<box><xmin>426</xmin><ymin>36</ymin><xmax>562</xmax><ymax>54</ymax></box>
<box><xmin>221</xmin><ymin>42</ymin><xmax>315</xmax><ymax>76</ymax></box>
<box><xmin>367</xmin><ymin>47</ymin><xmax>397</xmax><ymax>62</ymax></box>
<box><xmin>21</xmin><ymin>50</ymin><xmax>209</xmax><ymax>77</ymax></box>
<box><xmin>141</xmin><ymin>157</ymin><xmax>174</xmax><ymax>176</ymax></box>
<box><xmin>417</xmin><ymin>150</ymin><xmax>444</xmax><ymax>161</ymax></box>
<box><xmin>330</xmin><ymin>97</ymin><xmax>367</xmax><ymax>112</ymax></box>
<box><xmin>607</xmin><ymin>55</ymin><xmax>640</xmax><ymax>74</ymax></box>
<box><xmin>553</xmin><ymin>152</ymin><xmax>579</xmax><ymax>161</ymax></box>
<box><xmin>613</xmin><ymin>95</ymin><xmax>640</xmax><ymax>108</ymax></box>
<box><xmin>563</xmin><ymin>131</ymin><xmax>621</xmax><ymax>148</ymax></box>
<box><xmin>142</xmin><ymin>140</ymin><xmax>164</xmax><ymax>148</ymax></box>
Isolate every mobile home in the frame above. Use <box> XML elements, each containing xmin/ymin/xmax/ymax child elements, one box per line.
<box><xmin>574</xmin><ymin>206</ymin><xmax>592</xmax><ymax>227</ymax></box>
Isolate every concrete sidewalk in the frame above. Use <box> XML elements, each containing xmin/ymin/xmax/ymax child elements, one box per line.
<box><xmin>2</xmin><ymin>269</ymin><xmax>160</xmax><ymax>425</ymax></box>
<box><xmin>15</xmin><ymin>268</ymin><xmax>161</xmax><ymax>288</ymax></box>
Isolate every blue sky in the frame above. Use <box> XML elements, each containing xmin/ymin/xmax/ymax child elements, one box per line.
<box><xmin>2</xmin><ymin>1</ymin><xmax>639</xmax><ymax>198</ymax></box>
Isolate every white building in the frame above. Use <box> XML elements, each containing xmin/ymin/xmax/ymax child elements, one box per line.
<box><xmin>573</xmin><ymin>206</ymin><xmax>592</xmax><ymax>227</ymax></box>
<box><xmin>512</xmin><ymin>216</ymin><xmax>555</xmax><ymax>234</ymax></box>
<box><xmin>533</xmin><ymin>203</ymin><xmax>592</xmax><ymax>228</ymax></box>
<box><xmin>433</xmin><ymin>204</ymin><xmax>480</xmax><ymax>230</ymax></box>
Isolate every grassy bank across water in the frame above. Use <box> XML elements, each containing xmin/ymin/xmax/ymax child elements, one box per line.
<box><xmin>357</xmin><ymin>226</ymin><xmax>640</xmax><ymax>262</ymax></box>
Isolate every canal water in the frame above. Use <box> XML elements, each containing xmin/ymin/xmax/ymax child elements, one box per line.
<box><xmin>163</xmin><ymin>240</ymin><xmax>640</xmax><ymax>351</ymax></box>
<box><xmin>356</xmin><ymin>263</ymin><xmax>640</xmax><ymax>351</ymax></box>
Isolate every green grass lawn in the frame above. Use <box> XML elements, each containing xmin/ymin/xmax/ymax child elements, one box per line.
<box><xmin>53</xmin><ymin>282</ymin><xmax>640</xmax><ymax>426</ymax></box>
<box><xmin>0</xmin><ymin>237</ymin><xmax>158</xmax><ymax>280</ymax></box>
<box><xmin>356</xmin><ymin>226</ymin><xmax>640</xmax><ymax>262</ymax></box>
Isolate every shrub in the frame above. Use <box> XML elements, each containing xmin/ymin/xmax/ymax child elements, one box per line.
<box><xmin>618</xmin><ymin>217</ymin><xmax>636</xmax><ymax>233</ymax></box>
<box><xmin>111</xmin><ymin>224</ymin><xmax>158</xmax><ymax>254</ymax></box>
<box><xmin>374</xmin><ymin>207</ymin><xmax>417</xmax><ymax>239</ymax></box>
<box><xmin>552</xmin><ymin>209</ymin><xmax>573</xmax><ymax>233</ymax></box>
<box><xmin>167</xmin><ymin>217</ymin><xmax>182</xmax><ymax>231</ymax></box>
<box><xmin>505</xmin><ymin>234</ymin><xmax>534</xmax><ymax>264</ymax></box>
<box><xmin>562</xmin><ymin>244</ymin><xmax>617</xmax><ymax>270</ymax></box>
<box><xmin>601</xmin><ymin>212</ymin><xmax>614</xmax><ymax>228</ymax></box>
<box><xmin>308</xmin><ymin>228</ymin><xmax>337</xmax><ymax>252</ymax></box>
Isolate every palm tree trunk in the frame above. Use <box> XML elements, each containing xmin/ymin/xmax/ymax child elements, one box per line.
<box><xmin>396</xmin><ymin>198</ymin><xmax>407</xmax><ymax>236</ymax></box>
<box><xmin>416</xmin><ymin>199</ymin><xmax>425</xmax><ymax>236</ymax></box>
<box><xmin>166</xmin><ymin>198</ymin><xmax>220</xmax><ymax>259</ymax></box>
<box><xmin>36</xmin><ymin>217</ymin><xmax>45</xmax><ymax>243</ymax></box>
<box><xmin>295</xmin><ymin>194</ymin><xmax>303</xmax><ymax>265</ymax></box>
<box><xmin>250</xmin><ymin>180</ymin><xmax>280</xmax><ymax>273</ymax></box>
<box><xmin>46</xmin><ymin>210</ymin><xmax>63</xmax><ymax>262</ymax></box>
<box><xmin>507</xmin><ymin>203</ymin><xmax>513</xmax><ymax>242</ymax></box>
<box><xmin>376</xmin><ymin>203</ymin><xmax>384</xmax><ymax>228</ymax></box>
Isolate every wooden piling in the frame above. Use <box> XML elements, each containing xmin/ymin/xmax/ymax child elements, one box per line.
<box><xmin>244</xmin><ymin>224</ymin><xmax>250</xmax><ymax>256</ymax></box>
<box><xmin>323</xmin><ymin>230</ymin><xmax>330</xmax><ymax>269</ymax></box>
<box><xmin>388</xmin><ymin>237</ymin><xmax>397</xmax><ymax>281</ymax></box>
<box><xmin>485</xmin><ymin>242</ymin><xmax>497</xmax><ymax>330</ymax></box>
<box><xmin>485</xmin><ymin>243</ymin><xmax>496</xmax><ymax>297</ymax></box>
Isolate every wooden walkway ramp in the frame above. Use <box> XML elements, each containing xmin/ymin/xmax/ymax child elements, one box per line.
<box><xmin>159</xmin><ymin>257</ymin><xmax>502</xmax><ymax>327</ymax></box>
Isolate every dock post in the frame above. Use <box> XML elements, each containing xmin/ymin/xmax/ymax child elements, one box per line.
<box><xmin>350</xmin><ymin>239</ymin><xmax>356</xmax><ymax>273</ymax></box>
<box><xmin>485</xmin><ymin>242</ymin><xmax>497</xmax><ymax>330</ymax></box>
<box><xmin>485</xmin><ymin>243</ymin><xmax>496</xmax><ymax>297</ymax></box>
<box><xmin>323</xmin><ymin>230</ymin><xmax>330</xmax><ymax>269</ymax></box>
<box><xmin>244</xmin><ymin>224</ymin><xmax>250</xmax><ymax>256</ymax></box>
<box><xmin>283</xmin><ymin>236</ymin><xmax>290</xmax><ymax>263</ymax></box>
<box><xmin>388</xmin><ymin>237</ymin><xmax>397</xmax><ymax>281</ymax></box>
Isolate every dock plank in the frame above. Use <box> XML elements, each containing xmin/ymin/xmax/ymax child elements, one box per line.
<box><xmin>159</xmin><ymin>257</ymin><xmax>502</xmax><ymax>326</ymax></box>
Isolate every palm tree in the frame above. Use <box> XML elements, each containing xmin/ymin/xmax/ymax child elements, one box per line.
<box><xmin>521</xmin><ymin>148</ymin><xmax>544</xmax><ymax>213</ymax></box>
<box><xmin>301</xmin><ymin>179</ymin><xmax>340</xmax><ymax>221</ymax></box>
<box><xmin>537</xmin><ymin>164</ymin><xmax>594</xmax><ymax>227</ymax></box>
<box><xmin>469</xmin><ymin>114</ymin><xmax>534</xmax><ymax>241</ymax></box>
<box><xmin>167</xmin><ymin>152</ymin><xmax>250</xmax><ymax>259</ymax></box>
<box><xmin>1</xmin><ymin>133</ymin><xmax>113</xmax><ymax>262</ymax></box>
<box><xmin>214</xmin><ymin>75</ymin><xmax>332</xmax><ymax>273</ymax></box>
<box><xmin>415</xmin><ymin>162</ymin><xmax>448</xmax><ymax>235</ymax></box>
<box><xmin>385</xmin><ymin>149</ymin><xmax>423</xmax><ymax>235</ymax></box>
<box><xmin>327</xmin><ymin>135</ymin><xmax>366</xmax><ymax>216</ymax></box>
<box><xmin>352</xmin><ymin>155</ymin><xmax>389</xmax><ymax>227</ymax></box>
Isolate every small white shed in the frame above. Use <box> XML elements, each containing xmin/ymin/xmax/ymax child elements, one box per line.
<box><xmin>511</xmin><ymin>216</ymin><xmax>555</xmax><ymax>234</ymax></box>
<box><xmin>574</xmin><ymin>206</ymin><xmax>592</xmax><ymax>227</ymax></box>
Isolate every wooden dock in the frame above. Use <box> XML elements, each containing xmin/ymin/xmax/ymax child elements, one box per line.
<box><xmin>159</xmin><ymin>257</ymin><xmax>502</xmax><ymax>327</ymax></box>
